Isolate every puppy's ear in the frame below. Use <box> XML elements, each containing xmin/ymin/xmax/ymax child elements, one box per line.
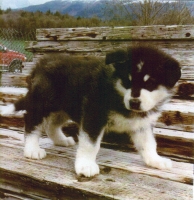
<box><xmin>105</xmin><ymin>49</ymin><xmax>128</xmax><ymax>65</ymax></box>
<box><xmin>164</xmin><ymin>59</ymin><xmax>181</xmax><ymax>87</ymax></box>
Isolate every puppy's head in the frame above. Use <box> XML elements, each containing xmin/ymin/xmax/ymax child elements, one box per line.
<box><xmin>106</xmin><ymin>46</ymin><xmax>181</xmax><ymax>112</ymax></box>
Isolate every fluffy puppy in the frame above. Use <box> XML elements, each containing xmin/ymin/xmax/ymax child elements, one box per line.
<box><xmin>1</xmin><ymin>46</ymin><xmax>181</xmax><ymax>177</ymax></box>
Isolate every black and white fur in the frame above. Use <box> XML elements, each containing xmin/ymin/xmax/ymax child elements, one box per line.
<box><xmin>1</xmin><ymin>46</ymin><xmax>181</xmax><ymax>177</ymax></box>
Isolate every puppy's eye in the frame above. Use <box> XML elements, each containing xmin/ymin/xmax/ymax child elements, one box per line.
<box><xmin>145</xmin><ymin>78</ymin><xmax>157</xmax><ymax>91</ymax></box>
<box><xmin>129</xmin><ymin>74</ymin><xmax>132</xmax><ymax>81</ymax></box>
<box><xmin>143</xmin><ymin>74</ymin><xmax>150</xmax><ymax>82</ymax></box>
<box><xmin>121</xmin><ymin>76</ymin><xmax>131</xmax><ymax>88</ymax></box>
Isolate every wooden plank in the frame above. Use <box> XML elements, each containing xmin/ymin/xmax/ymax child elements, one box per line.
<box><xmin>36</xmin><ymin>26</ymin><xmax>194</xmax><ymax>41</ymax></box>
<box><xmin>181</xmin><ymin>66</ymin><xmax>194</xmax><ymax>80</ymax></box>
<box><xmin>1</xmin><ymin>74</ymin><xmax>28</xmax><ymax>88</ymax></box>
<box><xmin>22</xmin><ymin>62</ymin><xmax>35</xmax><ymax>74</ymax></box>
<box><xmin>0</xmin><ymin>129</ymin><xmax>193</xmax><ymax>199</ymax></box>
<box><xmin>157</xmin><ymin>99</ymin><xmax>194</xmax><ymax>132</ymax></box>
<box><xmin>0</xmin><ymin>62</ymin><xmax>34</xmax><ymax>88</ymax></box>
<box><xmin>26</xmin><ymin>40</ymin><xmax>194</xmax><ymax>66</ymax></box>
<box><xmin>0</xmin><ymin>87</ymin><xmax>28</xmax><ymax>104</ymax></box>
<box><xmin>1</xmin><ymin>128</ymin><xmax>193</xmax><ymax>180</ymax></box>
<box><xmin>1</xmin><ymin>158</ymin><xmax>192</xmax><ymax>200</ymax></box>
<box><xmin>0</xmin><ymin>114</ymin><xmax>24</xmax><ymax>130</ymax></box>
<box><xmin>154</xmin><ymin>128</ymin><xmax>194</xmax><ymax>163</ymax></box>
<box><xmin>175</xmin><ymin>80</ymin><xmax>194</xmax><ymax>99</ymax></box>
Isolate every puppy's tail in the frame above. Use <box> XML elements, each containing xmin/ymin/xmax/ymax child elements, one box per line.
<box><xmin>0</xmin><ymin>97</ymin><xmax>26</xmax><ymax>115</ymax></box>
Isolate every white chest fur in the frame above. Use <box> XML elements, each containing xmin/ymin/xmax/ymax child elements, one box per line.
<box><xmin>106</xmin><ymin>111</ymin><xmax>160</xmax><ymax>134</ymax></box>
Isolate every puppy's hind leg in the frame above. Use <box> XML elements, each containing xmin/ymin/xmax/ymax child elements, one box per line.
<box><xmin>46</xmin><ymin>111</ymin><xmax>76</xmax><ymax>147</ymax></box>
<box><xmin>24</xmin><ymin>128</ymin><xmax>46</xmax><ymax>159</ymax></box>
<box><xmin>24</xmin><ymin>112</ymin><xmax>46</xmax><ymax>159</ymax></box>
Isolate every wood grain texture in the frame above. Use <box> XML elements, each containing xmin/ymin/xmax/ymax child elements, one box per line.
<box><xmin>36</xmin><ymin>26</ymin><xmax>194</xmax><ymax>41</ymax></box>
<box><xmin>26</xmin><ymin>41</ymin><xmax>194</xmax><ymax>66</ymax></box>
<box><xmin>0</xmin><ymin>128</ymin><xmax>193</xmax><ymax>199</ymax></box>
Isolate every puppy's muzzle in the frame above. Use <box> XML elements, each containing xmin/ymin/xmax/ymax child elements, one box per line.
<box><xmin>129</xmin><ymin>99</ymin><xmax>141</xmax><ymax>110</ymax></box>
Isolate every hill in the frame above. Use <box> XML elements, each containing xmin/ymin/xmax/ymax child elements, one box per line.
<box><xmin>17</xmin><ymin>0</ymin><xmax>194</xmax><ymax>18</ymax></box>
<box><xmin>16</xmin><ymin>0</ymin><xmax>106</xmax><ymax>18</ymax></box>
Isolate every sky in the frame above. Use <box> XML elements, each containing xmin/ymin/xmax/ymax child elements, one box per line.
<box><xmin>0</xmin><ymin>0</ymin><xmax>53</xmax><ymax>10</ymax></box>
<box><xmin>0</xmin><ymin>0</ymin><xmax>192</xmax><ymax>10</ymax></box>
<box><xmin>0</xmin><ymin>0</ymin><xmax>97</xmax><ymax>10</ymax></box>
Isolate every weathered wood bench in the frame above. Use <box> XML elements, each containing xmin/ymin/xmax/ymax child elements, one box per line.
<box><xmin>0</xmin><ymin>25</ymin><xmax>193</xmax><ymax>199</ymax></box>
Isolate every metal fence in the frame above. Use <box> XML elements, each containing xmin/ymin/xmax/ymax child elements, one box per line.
<box><xmin>0</xmin><ymin>28</ymin><xmax>35</xmax><ymax>62</ymax></box>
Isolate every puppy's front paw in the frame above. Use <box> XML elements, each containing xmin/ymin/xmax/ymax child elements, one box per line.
<box><xmin>145</xmin><ymin>155</ymin><xmax>172</xmax><ymax>170</ymax></box>
<box><xmin>75</xmin><ymin>158</ymin><xmax>99</xmax><ymax>177</ymax></box>
<box><xmin>24</xmin><ymin>147</ymin><xmax>47</xmax><ymax>159</ymax></box>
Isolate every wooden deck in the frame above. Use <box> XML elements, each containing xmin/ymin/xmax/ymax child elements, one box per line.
<box><xmin>0</xmin><ymin>128</ymin><xmax>193</xmax><ymax>199</ymax></box>
<box><xmin>0</xmin><ymin>26</ymin><xmax>194</xmax><ymax>199</ymax></box>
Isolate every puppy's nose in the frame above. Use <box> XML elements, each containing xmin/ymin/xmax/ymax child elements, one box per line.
<box><xmin>129</xmin><ymin>99</ymin><xmax>140</xmax><ymax>110</ymax></box>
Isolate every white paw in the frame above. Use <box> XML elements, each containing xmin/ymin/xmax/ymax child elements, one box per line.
<box><xmin>75</xmin><ymin>158</ymin><xmax>99</xmax><ymax>177</ymax></box>
<box><xmin>144</xmin><ymin>155</ymin><xmax>172</xmax><ymax>170</ymax></box>
<box><xmin>24</xmin><ymin>147</ymin><xmax>47</xmax><ymax>159</ymax></box>
<box><xmin>54</xmin><ymin>137</ymin><xmax>76</xmax><ymax>146</ymax></box>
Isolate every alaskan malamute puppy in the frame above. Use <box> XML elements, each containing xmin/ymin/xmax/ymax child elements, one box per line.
<box><xmin>1</xmin><ymin>46</ymin><xmax>181</xmax><ymax>177</ymax></box>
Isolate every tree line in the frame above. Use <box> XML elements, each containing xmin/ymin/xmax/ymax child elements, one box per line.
<box><xmin>0</xmin><ymin>0</ymin><xmax>193</xmax><ymax>40</ymax></box>
<box><xmin>0</xmin><ymin>9</ymin><xmax>104</xmax><ymax>40</ymax></box>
